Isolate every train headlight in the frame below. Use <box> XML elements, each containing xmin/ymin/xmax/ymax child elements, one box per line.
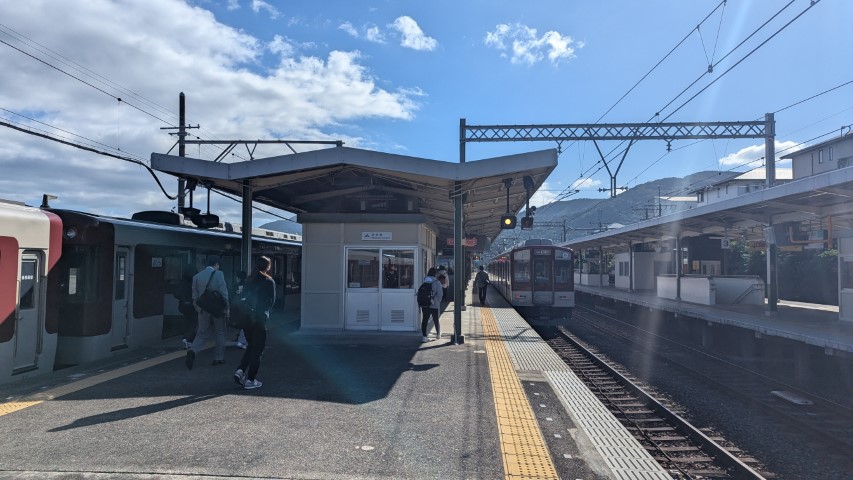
<box><xmin>64</xmin><ymin>227</ymin><xmax>77</xmax><ymax>239</ymax></box>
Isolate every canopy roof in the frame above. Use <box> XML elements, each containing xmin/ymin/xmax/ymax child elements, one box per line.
<box><xmin>151</xmin><ymin>146</ymin><xmax>558</xmax><ymax>244</ymax></box>
<box><xmin>565</xmin><ymin>167</ymin><xmax>853</xmax><ymax>252</ymax></box>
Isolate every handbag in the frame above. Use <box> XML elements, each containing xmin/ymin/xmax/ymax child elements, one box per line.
<box><xmin>228</xmin><ymin>292</ymin><xmax>256</xmax><ymax>330</ymax></box>
<box><xmin>197</xmin><ymin>270</ymin><xmax>227</xmax><ymax>317</ymax></box>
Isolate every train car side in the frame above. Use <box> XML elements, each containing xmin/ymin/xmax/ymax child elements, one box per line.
<box><xmin>48</xmin><ymin>210</ymin><xmax>301</xmax><ymax>367</ymax></box>
<box><xmin>0</xmin><ymin>201</ymin><xmax>62</xmax><ymax>384</ymax></box>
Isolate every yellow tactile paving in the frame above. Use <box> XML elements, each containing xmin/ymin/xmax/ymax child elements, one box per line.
<box><xmin>0</xmin><ymin>400</ymin><xmax>43</xmax><ymax>416</ymax></box>
<box><xmin>0</xmin><ymin>349</ymin><xmax>185</xmax><ymax>417</ymax></box>
<box><xmin>482</xmin><ymin>307</ymin><xmax>559</xmax><ymax>480</ymax></box>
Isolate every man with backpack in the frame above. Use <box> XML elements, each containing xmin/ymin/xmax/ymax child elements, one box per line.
<box><xmin>417</xmin><ymin>267</ymin><xmax>443</xmax><ymax>342</ymax></box>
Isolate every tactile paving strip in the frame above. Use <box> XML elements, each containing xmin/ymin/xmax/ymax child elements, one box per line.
<box><xmin>486</xmin><ymin>305</ymin><xmax>673</xmax><ymax>480</ymax></box>
<box><xmin>0</xmin><ymin>401</ymin><xmax>43</xmax><ymax>416</ymax></box>
<box><xmin>482</xmin><ymin>307</ymin><xmax>559</xmax><ymax>479</ymax></box>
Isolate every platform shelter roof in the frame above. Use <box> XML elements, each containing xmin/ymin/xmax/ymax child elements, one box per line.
<box><xmin>564</xmin><ymin>167</ymin><xmax>853</xmax><ymax>253</ymax></box>
<box><xmin>151</xmin><ymin>146</ymin><xmax>557</xmax><ymax>244</ymax></box>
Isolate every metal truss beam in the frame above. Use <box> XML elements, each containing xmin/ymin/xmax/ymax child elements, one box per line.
<box><xmin>464</xmin><ymin>121</ymin><xmax>767</xmax><ymax>142</ymax></box>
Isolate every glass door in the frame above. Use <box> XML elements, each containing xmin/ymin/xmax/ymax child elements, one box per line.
<box><xmin>111</xmin><ymin>247</ymin><xmax>130</xmax><ymax>349</ymax></box>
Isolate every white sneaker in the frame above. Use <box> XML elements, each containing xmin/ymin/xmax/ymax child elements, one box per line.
<box><xmin>233</xmin><ymin>369</ymin><xmax>246</xmax><ymax>386</ymax></box>
<box><xmin>244</xmin><ymin>379</ymin><xmax>263</xmax><ymax>389</ymax></box>
<box><xmin>421</xmin><ymin>336</ymin><xmax>429</xmax><ymax>342</ymax></box>
<box><xmin>236</xmin><ymin>342</ymin><xmax>247</xmax><ymax>349</ymax></box>
<box><xmin>435</xmin><ymin>331</ymin><xmax>441</xmax><ymax>339</ymax></box>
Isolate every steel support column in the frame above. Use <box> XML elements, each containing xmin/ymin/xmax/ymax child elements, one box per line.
<box><xmin>453</xmin><ymin>119</ymin><xmax>465</xmax><ymax>344</ymax></box>
<box><xmin>241</xmin><ymin>181</ymin><xmax>253</xmax><ymax>275</ymax></box>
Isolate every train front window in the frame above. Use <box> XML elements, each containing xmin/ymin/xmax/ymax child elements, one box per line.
<box><xmin>513</xmin><ymin>250</ymin><xmax>530</xmax><ymax>284</ymax></box>
<box><xmin>555</xmin><ymin>259</ymin><xmax>571</xmax><ymax>287</ymax></box>
<box><xmin>533</xmin><ymin>259</ymin><xmax>552</xmax><ymax>287</ymax></box>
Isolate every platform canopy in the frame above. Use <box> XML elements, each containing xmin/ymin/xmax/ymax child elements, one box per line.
<box><xmin>564</xmin><ymin>167</ymin><xmax>853</xmax><ymax>253</ymax></box>
<box><xmin>151</xmin><ymin>146</ymin><xmax>558</xmax><ymax>244</ymax></box>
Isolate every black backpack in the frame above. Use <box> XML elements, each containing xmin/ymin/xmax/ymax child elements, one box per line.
<box><xmin>416</xmin><ymin>282</ymin><xmax>433</xmax><ymax>307</ymax></box>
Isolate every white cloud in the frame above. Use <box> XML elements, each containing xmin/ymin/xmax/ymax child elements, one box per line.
<box><xmin>268</xmin><ymin>35</ymin><xmax>295</xmax><ymax>56</ymax></box>
<box><xmin>226</xmin><ymin>0</ymin><xmax>240</xmax><ymax>11</ymax></box>
<box><xmin>339</xmin><ymin>21</ymin><xmax>359</xmax><ymax>38</ymax></box>
<box><xmin>390</xmin><ymin>16</ymin><xmax>437</xmax><ymax>51</ymax></box>
<box><xmin>718</xmin><ymin>141</ymin><xmax>800</xmax><ymax>166</ymax></box>
<box><xmin>0</xmin><ymin>0</ymin><xmax>420</xmax><ymax>222</ymax></box>
<box><xmin>570</xmin><ymin>177</ymin><xmax>602</xmax><ymax>190</ymax></box>
<box><xmin>251</xmin><ymin>0</ymin><xmax>280</xmax><ymax>19</ymax></box>
<box><xmin>529</xmin><ymin>181</ymin><xmax>557</xmax><ymax>207</ymax></box>
<box><xmin>484</xmin><ymin>23</ymin><xmax>582</xmax><ymax>65</ymax></box>
<box><xmin>339</xmin><ymin>22</ymin><xmax>386</xmax><ymax>43</ymax></box>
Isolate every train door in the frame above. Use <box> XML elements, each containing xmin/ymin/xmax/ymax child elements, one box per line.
<box><xmin>12</xmin><ymin>252</ymin><xmax>42</xmax><ymax>373</ymax></box>
<box><xmin>111</xmin><ymin>247</ymin><xmax>130</xmax><ymax>349</ymax></box>
<box><xmin>531</xmin><ymin>249</ymin><xmax>554</xmax><ymax>305</ymax></box>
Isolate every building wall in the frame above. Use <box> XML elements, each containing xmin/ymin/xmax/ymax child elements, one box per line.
<box><xmin>791</xmin><ymin>135</ymin><xmax>853</xmax><ymax>179</ymax></box>
<box><xmin>300</xmin><ymin>215</ymin><xmax>436</xmax><ymax>330</ymax></box>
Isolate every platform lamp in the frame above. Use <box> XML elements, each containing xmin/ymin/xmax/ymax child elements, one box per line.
<box><xmin>500</xmin><ymin>178</ymin><xmax>516</xmax><ymax>229</ymax></box>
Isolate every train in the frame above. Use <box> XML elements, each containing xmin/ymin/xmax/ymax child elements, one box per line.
<box><xmin>1</xmin><ymin>199</ymin><xmax>302</xmax><ymax>384</ymax></box>
<box><xmin>486</xmin><ymin>239</ymin><xmax>575</xmax><ymax>324</ymax></box>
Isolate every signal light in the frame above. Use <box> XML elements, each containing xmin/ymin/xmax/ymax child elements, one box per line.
<box><xmin>500</xmin><ymin>215</ymin><xmax>517</xmax><ymax>229</ymax></box>
<box><xmin>520</xmin><ymin>216</ymin><xmax>534</xmax><ymax>230</ymax></box>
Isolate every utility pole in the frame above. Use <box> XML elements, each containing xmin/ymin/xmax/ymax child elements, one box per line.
<box><xmin>178</xmin><ymin>92</ymin><xmax>186</xmax><ymax>210</ymax></box>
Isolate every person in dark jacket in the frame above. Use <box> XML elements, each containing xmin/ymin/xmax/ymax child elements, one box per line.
<box><xmin>234</xmin><ymin>256</ymin><xmax>275</xmax><ymax>390</ymax></box>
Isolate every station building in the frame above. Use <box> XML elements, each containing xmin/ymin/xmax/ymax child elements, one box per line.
<box><xmin>152</xmin><ymin>146</ymin><xmax>557</xmax><ymax>333</ymax></box>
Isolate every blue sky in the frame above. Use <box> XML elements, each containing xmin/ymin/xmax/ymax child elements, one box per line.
<box><xmin>1</xmin><ymin>0</ymin><xmax>851</xmax><ymax>226</ymax></box>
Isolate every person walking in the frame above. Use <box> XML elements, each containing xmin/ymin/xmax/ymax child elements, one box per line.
<box><xmin>474</xmin><ymin>265</ymin><xmax>490</xmax><ymax>306</ymax></box>
<box><xmin>437</xmin><ymin>266</ymin><xmax>449</xmax><ymax>309</ymax></box>
<box><xmin>419</xmin><ymin>267</ymin><xmax>443</xmax><ymax>342</ymax></box>
<box><xmin>187</xmin><ymin>255</ymin><xmax>229</xmax><ymax>369</ymax></box>
<box><xmin>175</xmin><ymin>264</ymin><xmax>198</xmax><ymax>350</ymax></box>
<box><xmin>234</xmin><ymin>256</ymin><xmax>276</xmax><ymax>390</ymax></box>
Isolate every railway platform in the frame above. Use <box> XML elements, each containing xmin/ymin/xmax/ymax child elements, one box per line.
<box><xmin>575</xmin><ymin>284</ymin><xmax>853</xmax><ymax>354</ymax></box>
<box><xmin>0</xmin><ymin>287</ymin><xmax>671</xmax><ymax>479</ymax></box>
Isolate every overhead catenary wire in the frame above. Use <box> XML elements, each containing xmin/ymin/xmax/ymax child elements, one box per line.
<box><xmin>555</xmin><ymin>0</ymin><xmax>817</xmax><ymax>201</ymax></box>
<box><xmin>0</xmin><ymin>118</ymin><xmax>176</xmax><ymax>200</ymax></box>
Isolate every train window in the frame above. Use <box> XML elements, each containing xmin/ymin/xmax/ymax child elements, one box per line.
<box><xmin>19</xmin><ymin>259</ymin><xmax>37</xmax><ymax>310</ymax></box>
<box><xmin>555</xmin><ymin>259</ymin><xmax>571</xmax><ymax>286</ymax></box>
<box><xmin>533</xmin><ymin>259</ymin><xmax>551</xmax><ymax>286</ymax></box>
<box><xmin>513</xmin><ymin>250</ymin><xmax>530</xmax><ymax>284</ymax></box>
<box><xmin>347</xmin><ymin>249</ymin><xmax>379</xmax><ymax>288</ymax></box>
<box><xmin>382</xmin><ymin>249</ymin><xmax>415</xmax><ymax>289</ymax></box>
<box><xmin>60</xmin><ymin>245</ymin><xmax>101</xmax><ymax>303</ymax></box>
<box><xmin>115</xmin><ymin>254</ymin><xmax>127</xmax><ymax>301</ymax></box>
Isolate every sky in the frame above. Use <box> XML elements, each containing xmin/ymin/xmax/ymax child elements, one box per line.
<box><xmin>1</xmin><ymin>0</ymin><xmax>851</xmax><ymax>228</ymax></box>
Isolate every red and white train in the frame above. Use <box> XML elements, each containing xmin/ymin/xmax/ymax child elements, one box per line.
<box><xmin>487</xmin><ymin>239</ymin><xmax>575</xmax><ymax>324</ymax></box>
<box><xmin>0</xmin><ymin>199</ymin><xmax>302</xmax><ymax>385</ymax></box>
<box><xmin>0</xmin><ymin>200</ymin><xmax>63</xmax><ymax>382</ymax></box>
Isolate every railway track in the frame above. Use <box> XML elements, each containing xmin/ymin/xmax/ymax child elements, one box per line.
<box><xmin>571</xmin><ymin>306</ymin><xmax>853</xmax><ymax>459</ymax></box>
<box><xmin>544</xmin><ymin>326</ymin><xmax>769</xmax><ymax>479</ymax></box>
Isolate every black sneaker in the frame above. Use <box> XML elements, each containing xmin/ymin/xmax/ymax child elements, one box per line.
<box><xmin>185</xmin><ymin>350</ymin><xmax>195</xmax><ymax>370</ymax></box>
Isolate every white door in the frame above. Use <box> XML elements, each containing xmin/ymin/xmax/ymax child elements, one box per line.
<box><xmin>345</xmin><ymin>248</ymin><xmax>380</xmax><ymax>330</ymax></box>
<box><xmin>12</xmin><ymin>253</ymin><xmax>41</xmax><ymax>373</ymax></box>
<box><xmin>379</xmin><ymin>248</ymin><xmax>416</xmax><ymax>331</ymax></box>
<box><xmin>111</xmin><ymin>247</ymin><xmax>130</xmax><ymax>349</ymax></box>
